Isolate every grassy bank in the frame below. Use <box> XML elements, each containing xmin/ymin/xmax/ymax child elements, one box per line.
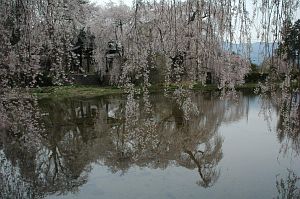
<box><xmin>31</xmin><ymin>83</ymin><xmax>259</xmax><ymax>99</ymax></box>
<box><xmin>31</xmin><ymin>85</ymin><xmax>122</xmax><ymax>99</ymax></box>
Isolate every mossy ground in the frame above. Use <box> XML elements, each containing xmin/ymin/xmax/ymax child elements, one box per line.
<box><xmin>31</xmin><ymin>85</ymin><xmax>122</xmax><ymax>99</ymax></box>
<box><xmin>31</xmin><ymin>83</ymin><xmax>259</xmax><ymax>99</ymax></box>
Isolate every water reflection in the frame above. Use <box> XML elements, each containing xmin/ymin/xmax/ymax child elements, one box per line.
<box><xmin>259</xmin><ymin>90</ymin><xmax>300</xmax><ymax>156</ymax></box>
<box><xmin>0</xmin><ymin>93</ymin><xmax>46</xmax><ymax>199</ymax></box>
<box><xmin>0</xmin><ymin>92</ymin><xmax>249</xmax><ymax>197</ymax></box>
<box><xmin>258</xmin><ymin>88</ymin><xmax>300</xmax><ymax>199</ymax></box>
<box><xmin>276</xmin><ymin>91</ymin><xmax>300</xmax><ymax>156</ymax></box>
<box><xmin>0</xmin><ymin>91</ymin><xmax>299</xmax><ymax>198</ymax></box>
<box><xmin>275</xmin><ymin>169</ymin><xmax>300</xmax><ymax>199</ymax></box>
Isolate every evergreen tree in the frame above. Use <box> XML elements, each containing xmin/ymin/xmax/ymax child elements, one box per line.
<box><xmin>277</xmin><ymin>19</ymin><xmax>300</xmax><ymax>68</ymax></box>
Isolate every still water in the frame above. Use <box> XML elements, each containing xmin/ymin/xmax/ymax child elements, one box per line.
<box><xmin>1</xmin><ymin>91</ymin><xmax>299</xmax><ymax>199</ymax></box>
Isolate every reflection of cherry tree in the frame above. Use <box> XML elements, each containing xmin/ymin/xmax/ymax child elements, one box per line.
<box><xmin>169</xmin><ymin>90</ymin><xmax>247</xmax><ymax>186</ymax></box>
<box><xmin>0</xmin><ymin>93</ymin><xmax>44</xmax><ymax>198</ymax></box>
<box><xmin>258</xmin><ymin>85</ymin><xmax>300</xmax><ymax>156</ymax></box>
<box><xmin>0</xmin><ymin>93</ymin><xmax>43</xmax><ymax>151</ymax></box>
<box><xmin>275</xmin><ymin>169</ymin><xmax>300</xmax><ymax>199</ymax></box>
<box><xmin>0</xmin><ymin>98</ymin><xmax>104</xmax><ymax>198</ymax></box>
<box><xmin>0</xmin><ymin>92</ymin><xmax>249</xmax><ymax>197</ymax></box>
<box><xmin>180</xmin><ymin>137</ymin><xmax>222</xmax><ymax>188</ymax></box>
<box><xmin>0</xmin><ymin>150</ymin><xmax>33</xmax><ymax>199</ymax></box>
<box><xmin>101</xmin><ymin>91</ymin><xmax>249</xmax><ymax>187</ymax></box>
<box><xmin>276</xmin><ymin>91</ymin><xmax>300</xmax><ymax>155</ymax></box>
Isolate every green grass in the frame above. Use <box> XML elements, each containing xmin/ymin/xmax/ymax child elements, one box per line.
<box><xmin>31</xmin><ymin>85</ymin><xmax>122</xmax><ymax>99</ymax></box>
<box><xmin>31</xmin><ymin>83</ymin><xmax>259</xmax><ymax>99</ymax></box>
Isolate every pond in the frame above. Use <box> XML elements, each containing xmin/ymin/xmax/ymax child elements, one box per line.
<box><xmin>0</xmin><ymin>91</ymin><xmax>299</xmax><ymax>199</ymax></box>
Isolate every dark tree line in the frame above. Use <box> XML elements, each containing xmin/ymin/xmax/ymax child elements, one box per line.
<box><xmin>277</xmin><ymin>19</ymin><xmax>300</xmax><ymax>69</ymax></box>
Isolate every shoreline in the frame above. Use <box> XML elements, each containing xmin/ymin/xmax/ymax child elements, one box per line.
<box><xmin>30</xmin><ymin>83</ymin><xmax>259</xmax><ymax>99</ymax></box>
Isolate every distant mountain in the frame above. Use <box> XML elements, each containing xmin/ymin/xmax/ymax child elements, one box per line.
<box><xmin>224</xmin><ymin>42</ymin><xmax>278</xmax><ymax>65</ymax></box>
<box><xmin>249</xmin><ymin>42</ymin><xmax>278</xmax><ymax>65</ymax></box>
